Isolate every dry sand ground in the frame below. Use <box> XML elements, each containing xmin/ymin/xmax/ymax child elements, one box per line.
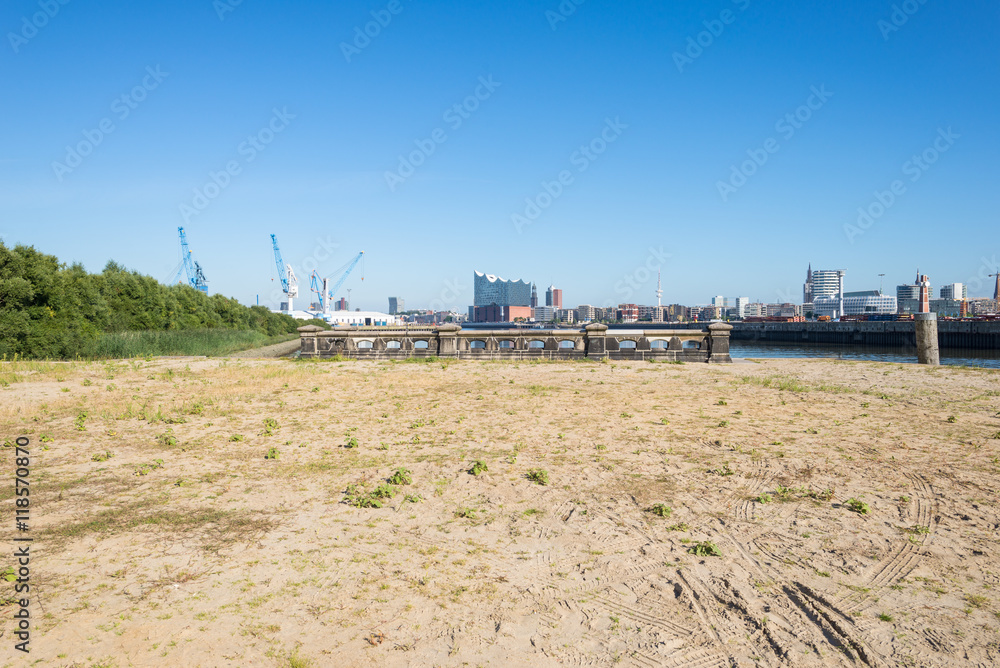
<box><xmin>1</xmin><ymin>356</ymin><xmax>999</xmax><ymax>667</ymax></box>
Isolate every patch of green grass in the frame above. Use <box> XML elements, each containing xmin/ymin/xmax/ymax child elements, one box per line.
<box><xmin>264</xmin><ymin>447</ymin><xmax>280</xmax><ymax>460</ymax></box>
<box><xmin>469</xmin><ymin>460</ymin><xmax>488</xmax><ymax>476</ymax></box>
<box><xmin>86</xmin><ymin>329</ymin><xmax>296</xmax><ymax>359</ymax></box>
<box><xmin>526</xmin><ymin>469</ymin><xmax>549</xmax><ymax>485</ymax></box>
<box><xmin>688</xmin><ymin>541</ymin><xmax>722</xmax><ymax>557</ymax></box>
<box><xmin>755</xmin><ymin>493</ymin><xmax>772</xmax><ymax>504</ymax></box>
<box><xmin>876</xmin><ymin>612</ymin><xmax>893</xmax><ymax>622</ymax></box>
<box><xmin>344</xmin><ymin>436</ymin><xmax>359</xmax><ymax>449</ymax></box>
<box><xmin>91</xmin><ymin>450</ymin><xmax>114</xmax><ymax>462</ymax></box>
<box><xmin>228</xmin><ymin>434</ymin><xmax>245</xmax><ymax>443</ymax></box>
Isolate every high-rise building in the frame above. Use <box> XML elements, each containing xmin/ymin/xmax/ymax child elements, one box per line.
<box><xmin>545</xmin><ymin>285</ymin><xmax>563</xmax><ymax>309</ymax></box>
<box><xmin>939</xmin><ymin>283</ymin><xmax>967</xmax><ymax>300</ymax></box>
<box><xmin>994</xmin><ymin>273</ymin><xmax>1000</xmax><ymax>301</ymax></box>
<box><xmin>334</xmin><ymin>297</ymin><xmax>347</xmax><ymax>311</ymax></box>
<box><xmin>735</xmin><ymin>297</ymin><xmax>749</xmax><ymax>319</ymax></box>
<box><xmin>530</xmin><ymin>283</ymin><xmax>538</xmax><ymax>308</ymax></box>
<box><xmin>473</xmin><ymin>272</ymin><xmax>532</xmax><ymax>307</ymax></box>
<box><xmin>388</xmin><ymin>297</ymin><xmax>404</xmax><ymax>315</ymax></box>
<box><xmin>811</xmin><ymin>270</ymin><xmax>845</xmax><ymax>298</ymax></box>
<box><xmin>575</xmin><ymin>304</ymin><xmax>596</xmax><ymax>322</ymax></box>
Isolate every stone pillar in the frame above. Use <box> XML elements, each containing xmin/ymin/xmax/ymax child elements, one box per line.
<box><xmin>707</xmin><ymin>322</ymin><xmax>733</xmax><ymax>363</ymax></box>
<box><xmin>914</xmin><ymin>313</ymin><xmax>939</xmax><ymax>365</ymax></box>
<box><xmin>436</xmin><ymin>324</ymin><xmax>461</xmax><ymax>357</ymax></box>
<box><xmin>584</xmin><ymin>323</ymin><xmax>608</xmax><ymax>358</ymax></box>
<box><xmin>297</xmin><ymin>325</ymin><xmax>324</xmax><ymax>358</ymax></box>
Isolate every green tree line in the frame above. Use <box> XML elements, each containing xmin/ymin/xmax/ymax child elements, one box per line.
<box><xmin>0</xmin><ymin>241</ymin><xmax>320</xmax><ymax>359</ymax></box>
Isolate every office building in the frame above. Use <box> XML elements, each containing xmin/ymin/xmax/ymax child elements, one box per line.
<box><xmin>939</xmin><ymin>283</ymin><xmax>967</xmax><ymax>300</ymax></box>
<box><xmin>814</xmin><ymin>291</ymin><xmax>896</xmax><ymax>318</ymax></box>
<box><xmin>533</xmin><ymin>306</ymin><xmax>555</xmax><ymax>322</ymax></box>
<box><xmin>545</xmin><ymin>285</ymin><xmax>563</xmax><ymax>309</ymax></box>
<box><xmin>473</xmin><ymin>271</ymin><xmax>532</xmax><ymax>307</ymax></box>
<box><xmin>471</xmin><ymin>305</ymin><xmax>532</xmax><ymax>323</ymax></box>
<box><xmin>811</xmin><ymin>270</ymin><xmax>846</xmax><ymax>298</ymax></box>
<box><xmin>388</xmin><ymin>297</ymin><xmax>404</xmax><ymax>315</ymax></box>
<box><xmin>734</xmin><ymin>297</ymin><xmax>748</xmax><ymax>319</ymax></box>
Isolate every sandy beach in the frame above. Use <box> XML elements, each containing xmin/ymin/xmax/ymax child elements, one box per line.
<box><xmin>1</xmin><ymin>356</ymin><xmax>998</xmax><ymax>667</ymax></box>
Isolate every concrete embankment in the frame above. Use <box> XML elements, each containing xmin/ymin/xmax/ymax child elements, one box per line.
<box><xmin>730</xmin><ymin>320</ymin><xmax>1000</xmax><ymax>350</ymax></box>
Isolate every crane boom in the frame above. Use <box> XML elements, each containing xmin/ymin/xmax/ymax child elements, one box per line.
<box><xmin>177</xmin><ymin>227</ymin><xmax>208</xmax><ymax>293</ymax></box>
<box><xmin>270</xmin><ymin>234</ymin><xmax>298</xmax><ymax>312</ymax></box>
<box><xmin>308</xmin><ymin>252</ymin><xmax>364</xmax><ymax>313</ymax></box>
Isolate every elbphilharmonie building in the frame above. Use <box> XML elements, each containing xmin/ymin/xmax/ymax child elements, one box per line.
<box><xmin>473</xmin><ymin>271</ymin><xmax>532</xmax><ymax>307</ymax></box>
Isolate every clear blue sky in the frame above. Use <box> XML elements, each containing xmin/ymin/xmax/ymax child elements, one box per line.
<box><xmin>2</xmin><ymin>0</ymin><xmax>998</xmax><ymax>310</ymax></box>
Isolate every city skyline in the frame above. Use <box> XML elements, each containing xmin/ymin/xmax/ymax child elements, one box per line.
<box><xmin>2</xmin><ymin>0</ymin><xmax>997</xmax><ymax>310</ymax></box>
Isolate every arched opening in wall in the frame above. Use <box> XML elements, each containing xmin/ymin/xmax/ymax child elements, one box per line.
<box><xmin>414</xmin><ymin>340</ymin><xmax>429</xmax><ymax>349</ymax></box>
<box><xmin>499</xmin><ymin>340</ymin><xmax>515</xmax><ymax>349</ymax></box>
<box><xmin>558</xmin><ymin>340</ymin><xmax>575</xmax><ymax>349</ymax></box>
<box><xmin>386</xmin><ymin>341</ymin><xmax>402</xmax><ymax>349</ymax></box>
<box><xmin>683</xmin><ymin>339</ymin><xmax>702</xmax><ymax>350</ymax></box>
<box><xmin>470</xmin><ymin>340</ymin><xmax>486</xmax><ymax>349</ymax></box>
<box><xmin>650</xmin><ymin>340</ymin><xmax>668</xmax><ymax>349</ymax></box>
<box><xmin>357</xmin><ymin>340</ymin><xmax>374</xmax><ymax>349</ymax></box>
<box><xmin>619</xmin><ymin>340</ymin><xmax>637</xmax><ymax>349</ymax></box>
<box><xmin>528</xmin><ymin>340</ymin><xmax>546</xmax><ymax>349</ymax></box>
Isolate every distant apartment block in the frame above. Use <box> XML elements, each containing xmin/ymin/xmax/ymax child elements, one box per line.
<box><xmin>617</xmin><ymin>304</ymin><xmax>639</xmax><ymax>323</ymax></box>
<box><xmin>388</xmin><ymin>297</ymin><xmax>404</xmax><ymax>315</ymax></box>
<box><xmin>556</xmin><ymin>308</ymin><xmax>575</xmax><ymax>324</ymax></box>
<box><xmin>575</xmin><ymin>304</ymin><xmax>596</xmax><ymax>322</ymax></box>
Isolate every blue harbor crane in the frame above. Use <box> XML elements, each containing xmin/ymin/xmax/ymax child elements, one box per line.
<box><xmin>309</xmin><ymin>252</ymin><xmax>364</xmax><ymax>314</ymax></box>
<box><xmin>270</xmin><ymin>234</ymin><xmax>299</xmax><ymax>312</ymax></box>
<box><xmin>169</xmin><ymin>227</ymin><xmax>208</xmax><ymax>293</ymax></box>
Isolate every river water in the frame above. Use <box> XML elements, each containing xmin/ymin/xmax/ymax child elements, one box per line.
<box><xmin>730</xmin><ymin>342</ymin><xmax>1000</xmax><ymax>369</ymax></box>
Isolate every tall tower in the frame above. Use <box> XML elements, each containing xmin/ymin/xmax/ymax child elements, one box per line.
<box><xmin>531</xmin><ymin>283</ymin><xmax>538</xmax><ymax>308</ymax></box>
<box><xmin>803</xmin><ymin>263</ymin><xmax>813</xmax><ymax>304</ymax></box>
<box><xmin>656</xmin><ymin>270</ymin><xmax>663</xmax><ymax>308</ymax></box>
<box><xmin>918</xmin><ymin>274</ymin><xmax>931</xmax><ymax>314</ymax></box>
<box><xmin>994</xmin><ymin>273</ymin><xmax>1000</xmax><ymax>301</ymax></box>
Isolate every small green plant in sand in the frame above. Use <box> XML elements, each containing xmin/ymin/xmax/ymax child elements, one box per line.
<box><xmin>388</xmin><ymin>468</ymin><xmax>412</xmax><ymax>485</ymax></box>
<box><xmin>469</xmin><ymin>460</ymin><xmax>488</xmax><ymax>476</ymax></box>
<box><xmin>755</xmin><ymin>493</ymin><xmax>772</xmax><ymax>504</ymax></box>
<box><xmin>455</xmin><ymin>507</ymin><xmax>478</xmax><ymax>519</ymax></box>
<box><xmin>647</xmin><ymin>503</ymin><xmax>672</xmax><ymax>518</ymax></box>
<box><xmin>135</xmin><ymin>459</ymin><xmax>165</xmax><ymax>476</ymax></box>
<box><xmin>261</xmin><ymin>418</ymin><xmax>279</xmax><ymax>436</ymax></box>
<box><xmin>229</xmin><ymin>434</ymin><xmax>245</xmax><ymax>443</ymax></box>
<box><xmin>526</xmin><ymin>469</ymin><xmax>549</xmax><ymax>485</ymax></box>
<box><xmin>91</xmin><ymin>451</ymin><xmax>114</xmax><ymax>462</ymax></box>
<box><xmin>877</xmin><ymin>612</ymin><xmax>893</xmax><ymax>622</ymax></box>
<box><xmin>156</xmin><ymin>430</ymin><xmax>177</xmax><ymax>447</ymax></box>
<box><xmin>845</xmin><ymin>497</ymin><xmax>871</xmax><ymax>515</ymax></box>
<box><xmin>345</xmin><ymin>436</ymin><xmax>359</xmax><ymax>449</ymax></box>
<box><xmin>265</xmin><ymin>447</ymin><xmax>280</xmax><ymax>460</ymax></box>
<box><xmin>688</xmin><ymin>541</ymin><xmax>722</xmax><ymax>557</ymax></box>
